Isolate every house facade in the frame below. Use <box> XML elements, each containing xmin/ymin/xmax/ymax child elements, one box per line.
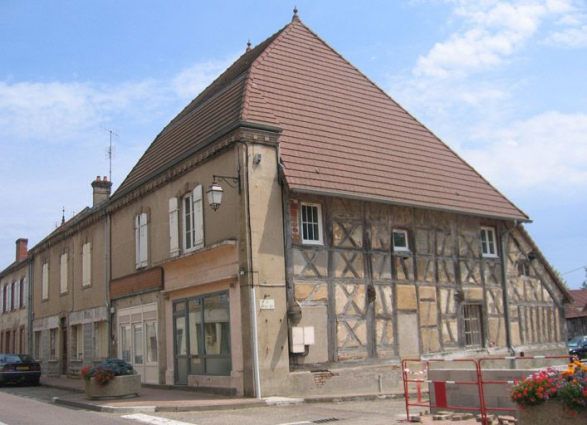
<box><xmin>30</xmin><ymin>177</ymin><xmax>111</xmax><ymax>377</ymax></box>
<box><xmin>0</xmin><ymin>12</ymin><xmax>571</xmax><ymax>397</ymax></box>
<box><xmin>565</xmin><ymin>289</ymin><xmax>587</xmax><ymax>338</ymax></box>
<box><xmin>0</xmin><ymin>239</ymin><xmax>29</xmax><ymax>355</ymax></box>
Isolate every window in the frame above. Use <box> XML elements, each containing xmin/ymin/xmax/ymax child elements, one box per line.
<box><xmin>42</xmin><ymin>262</ymin><xmax>49</xmax><ymax>300</ymax></box>
<box><xmin>135</xmin><ymin>212</ymin><xmax>148</xmax><ymax>269</ymax></box>
<box><xmin>82</xmin><ymin>242</ymin><xmax>92</xmax><ymax>287</ymax></box>
<box><xmin>0</xmin><ymin>285</ymin><xmax>4</xmax><ymax>313</ymax></box>
<box><xmin>146</xmin><ymin>321</ymin><xmax>158</xmax><ymax>363</ymax></box>
<box><xmin>463</xmin><ymin>304</ymin><xmax>483</xmax><ymax>348</ymax></box>
<box><xmin>182</xmin><ymin>185</ymin><xmax>204</xmax><ymax>252</ymax></box>
<box><xmin>517</xmin><ymin>260</ymin><xmax>530</xmax><ymax>277</ymax></box>
<box><xmin>49</xmin><ymin>328</ymin><xmax>57</xmax><ymax>359</ymax></box>
<box><xmin>60</xmin><ymin>253</ymin><xmax>68</xmax><ymax>294</ymax></box>
<box><xmin>480</xmin><ymin>227</ymin><xmax>498</xmax><ymax>257</ymax></box>
<box><xmin>392</xmin><ymin>229</ymin><xmax>410</xmax><ymax>252</ymax></box>
<box><xmin>94</xmin><ymin>322</ymin><xmax>108</xmax><ymax>359</ymax></box>
<box><xmin>300</xmin><ymin>203</ymin><xmax>323</xmax><ymax>245</ymax></box>
<box><xmin>72</xmin><ymin>325</ymin><xmax>83</xmax><ymax>360</ymax></box>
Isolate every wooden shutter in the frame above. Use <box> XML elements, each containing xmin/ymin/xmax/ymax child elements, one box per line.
<box><xmin>60</xmin><ymin>253</ymin><xmax>68</xmax><ymax>293</ymax></box>
<box><xmin>0</xmin><ymin>286</ymin><xmax>4</xmax><ymax>313</ymax></box>
<box><xmin>22</xmin><ymin>278</ymin><xmax>27</xmax><ymax>307</ymax></box>
<box><xmin>7</xmin><ymin>284</ymin><xmax>11</xmax><ymax>311</ymax></box>
<box><xmin>169</xmin><ymin>197</ymin><xmax>179</xmax><ymax>257</ymax></box>
<box><xmin>14</xmin><ymin>281</ymin><xmax>20</xmax><ymax>309</ymax></box>
<box><xmin>42</xmin><ymin>263</ymin><xmax>49</xmax><ymax>299</ymax></box>
<box><xmin>138</xmin><ymin>213</ymin><xmax>148</xmax><ymax>267</ymax></box>
<box><xmin>82</xmin><ymin>243</ymin><xmax>91</xmax><ymax>287</ymax></box>
<box><xmin>192</xmin><ymin>185</ymin><xmax>204</xmax><ymax>249</ymax></box>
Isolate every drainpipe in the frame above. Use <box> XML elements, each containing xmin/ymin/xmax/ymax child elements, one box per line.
<box><xmin>243</xmin><ymin>142</ymin><xmax>262</xmax><ymax>399</ymax></box>
<box><xmin>105</xmin><ymin>212</ymin><xmax>112</xmax><ymax>358</ymax></box>
<box><xmin>500</xmin><ymin>220</ymin><xmax>518</xmax><ymax>355</ymax></box>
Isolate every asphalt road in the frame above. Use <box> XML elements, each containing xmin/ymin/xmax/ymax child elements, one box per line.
<box><xmin>0</xmin><ymin>385</ymin><xmax>134</xmax><ymax>425</ymax></box>
<box><xmin>0</xmin><ymin>384</ymin><xmax>421</xmax><ymax>425</ymax></box>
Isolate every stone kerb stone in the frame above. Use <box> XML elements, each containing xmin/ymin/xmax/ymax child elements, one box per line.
<box><xmin>84</xmin><ymin>374</ymin><xmax>141</xmax><ymax>399</ymax></box>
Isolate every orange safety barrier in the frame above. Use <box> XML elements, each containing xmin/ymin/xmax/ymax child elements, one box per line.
<box><xmin>402</xmin><ymin>355</ymin><xmax>574</xmax><ymax>425</ymax></box>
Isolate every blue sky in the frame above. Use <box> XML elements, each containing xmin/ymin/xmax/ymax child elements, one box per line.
<box><xmin>1</xmin><ymin>1</ymin><xmax>585</xmax><ymax>288</ymax></box>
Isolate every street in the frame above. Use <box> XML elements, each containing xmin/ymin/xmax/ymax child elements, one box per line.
<box><xmin>0</xmin><ymin>384</ymin><xmax>418</xmax><ymax>425</ymax></box>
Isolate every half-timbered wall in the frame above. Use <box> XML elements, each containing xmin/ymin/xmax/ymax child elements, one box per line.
<box><xmin>286</xmin><ymin>196</ymin><xmax>565</xmax><ymax>365</ymax></box>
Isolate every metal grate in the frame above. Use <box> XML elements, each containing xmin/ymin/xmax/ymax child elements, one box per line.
<box><xmin>313</xmin><ymin>419</ymin><xmax>340</xmax><ymax>424</ymax></box>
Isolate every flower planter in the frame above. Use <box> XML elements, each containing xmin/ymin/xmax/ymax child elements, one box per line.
<box><xmin>84</xmin><ymin>374</ymin><xmax>141</xmax><ymax>399</ymax></box>
<box><xmin>517</xmin><ymin>402</ymin><xmax>586</xmax><ymax>425</ymax></box>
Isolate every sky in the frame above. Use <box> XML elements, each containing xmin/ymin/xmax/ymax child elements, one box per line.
<box><xmin>0</xmin><ymin>0</ymin><xmax>585</xmax><ymax>288</ymax></box>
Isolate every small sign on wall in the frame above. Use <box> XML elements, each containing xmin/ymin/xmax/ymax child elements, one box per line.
<box><xmin>260</xmin><ymin>298</ymin><xmax>275</xmax><ymax>310</ymax></box>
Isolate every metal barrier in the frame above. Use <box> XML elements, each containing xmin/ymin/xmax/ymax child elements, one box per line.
<box><xmin>402</xmin><ymin>355</ymin><xmax>574</xmax><ymax>425</ymax></box>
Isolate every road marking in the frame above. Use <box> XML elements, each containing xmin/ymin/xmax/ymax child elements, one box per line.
<box><xmin>122</xmin><ymin>413</ymin><xmax>197</xmax><ymax>425</ymax></box>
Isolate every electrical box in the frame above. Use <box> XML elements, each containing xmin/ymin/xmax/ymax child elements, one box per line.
<box><xmin>290</xmin><ymin>326</ymin><xmax>315</xmax><ymax>353</ymax></box>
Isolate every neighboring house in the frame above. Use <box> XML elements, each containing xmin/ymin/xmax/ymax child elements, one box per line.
<box><xmin>566</xmin><ymin>289</ymin><xmax>587</xmax><ymax>338</ymax></box>
<box><xmin>0</xmin><ymin>239</ymin><xmax>29</xmax><ymax>354</ymax></box>
<box><xmin>0</xmin><ymin>12</ymin><xmax>571</xmax><ymax>396</ymax></box>
<box><xmin>29</xmin><ymin>177</ymin><xmax>112</xmax><ymax>377</ymax></box>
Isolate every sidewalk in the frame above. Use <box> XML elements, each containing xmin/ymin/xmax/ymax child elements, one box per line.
<box><xmin>41</xmin><ymin>375</ymin><xmax>406</xmax><ymax>414</ymax></box>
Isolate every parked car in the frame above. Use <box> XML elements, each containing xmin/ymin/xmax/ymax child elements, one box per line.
<box><xmin>568</xmin><ymin>336</ymin><xmax>587</xmax><ymax>360</ymax></box>
<box><xmin>0</xmin><ymin>354</ymin><xmax>41</xmax><ymax>386</ymax></box>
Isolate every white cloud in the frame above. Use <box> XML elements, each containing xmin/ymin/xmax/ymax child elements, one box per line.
<box><xmin>172</xmin><ymin>58</ymin><xmax>236</xmax><ymax>99</ymax></box>
<box><xmin>462</xmin><ymin>111</ymin><xmax>587</xmax><ymax>190</ymax></box>
<box><xmin>414</xmin><ymin>1</ymin><xmax>575</xmax><ymax>78</ymax></box>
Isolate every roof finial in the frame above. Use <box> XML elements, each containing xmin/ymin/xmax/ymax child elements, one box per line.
<box><xmin>61</xmin><ymin>206</ymin><xmax>65</xmax><ymax>225</ymax></box>
<box><xmin>292</xmin><ymin>6</ymin><xmax>299</xmax><ymax>21</ymax></box>
<box><xmin>246</xmin><ymin>39</ymin><xmax>252</xmax><ymax>52</ymax></box>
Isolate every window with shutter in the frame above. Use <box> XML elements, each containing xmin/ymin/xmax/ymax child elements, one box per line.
<box><xmin>183</xmin><ymin>185</ymin><xmax>204</xmax><ymax>252</ymax></box>
<box><xmin>21</xmin><ymin>278</ymin><xmax>26</xmax><ymax>307</ymax></box>
<box><xmin>0</xmin><ymin>286</ymin><xmax>4</xmax><ymax>313</ymax></box>
<box><xmin>169</xmin><ymin>197</ymin><xmax>179</xmax><ymax>257</ymax></box>
<box><xmin>7</xmin><ymin>283</ymin><xmax>12</xmax><ymax>311</ymax></box>
<box><xmin>14</xmin><ymin>281</ymin><xmax>20</xmax><ymax>309</ymax></box>
<box><xmin>82</xmin><ymin>243</ymin><xmax>92</xmax><ymax>287</ymax></box>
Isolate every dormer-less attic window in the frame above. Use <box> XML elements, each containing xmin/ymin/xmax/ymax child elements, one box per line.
<box><xmin>300</xmin><ymin>203</ymin><xmax>323</xmax><ymax>245</ymax></box>
<box><xmin>393</xmin><ymin>229</ymin><xmax>409</xmax><ymax>252</ymax></box>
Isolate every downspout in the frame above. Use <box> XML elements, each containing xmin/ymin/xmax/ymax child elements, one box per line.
<box><xmin>243</xmin><ymin>142</ymin><xmax>262</xmax><ymax>399</ymax></box>
<box><xmin>105</xmin><ymin>212</ymin><xmax>112</xmax><ymax>358</ymax></box>
<box><xmin>500</xmin><ymin>220</ymin><xmax>518</xmax><ymax>355</ymax></box>
<box><xmin>27</xmin><ymin>255</ymin><xmax>34</xmax><ymax>357</ymax></box>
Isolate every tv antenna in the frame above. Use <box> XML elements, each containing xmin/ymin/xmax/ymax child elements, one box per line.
<box><xmin>102</xmin><ymin>127</ymin><xmax>119</xmax><ymax>182</ymax></box>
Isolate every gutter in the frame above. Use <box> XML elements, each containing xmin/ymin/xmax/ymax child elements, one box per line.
<box><xmin>500</xmin><ymin>220</ymin><xmax>519</xmax><ymax>355</ymax></box>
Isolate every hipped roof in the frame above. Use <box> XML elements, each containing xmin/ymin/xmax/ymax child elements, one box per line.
<box><xmin>115</xmin><ymin>17</ymin><xmax>528</xmax><ymax>221</ymax></box>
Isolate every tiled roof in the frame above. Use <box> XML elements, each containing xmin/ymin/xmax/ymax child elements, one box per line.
<box><xmin>567</xmin><ymin>289</ymin><xmax>587</xmax><ymax>319</ymax></box>
<box><xmin>115</xmin><ymin>17</ymin><xmax>528</xmax><ymax>221</ymax></box>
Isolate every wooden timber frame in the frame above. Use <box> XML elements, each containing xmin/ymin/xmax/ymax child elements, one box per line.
<box><xmin>283</xmin><ymin>191</ymin><xmax>568</xmax><ymax>368</ymax></box>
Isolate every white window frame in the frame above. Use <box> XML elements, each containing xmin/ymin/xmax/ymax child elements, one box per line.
<box><xmin>14</xmin><ymin>281</ymin><xmax>20</xmax><ymax>309</ymax></box>
<box><xmin>183</xmin><ymin>185</ymin><xmax>204</xmax><ymax>253</ymax></box>
<box><xmin>60</xmin><ymin>253</ymin><xmax>68</xmax><ymax>294</ymax></box>
<box><xmin>135</xmin><ymin>212</ymin><xmax>149</xmax><ymax>269</ymax></box>
<box><xmin>82</xmin><ymin>242</ymin><xmax>92</xmax><ymax>287</ymax></box>
<box><xmin>300</xmin><ymin>203</ymin><xmax>323</xmax><ymax>245</ymax></box>
<box><xmin>392</xmin><ymin>229</ymin><xmax>410</xmax><ymax>252</ymax></box>
<box><xmin>480</xmin><ymin>227</ymin><xmax>498</xmax><ymax>258</ymax></box>
<box><xmin>42</xmin><ymin>262</ymin><xmax>49</xmax><ymax>300</ymax></box>
<box><xmin>6</xmin><ymin>283</ymin><xmax>12</xmax><ymax>311</ymax></box>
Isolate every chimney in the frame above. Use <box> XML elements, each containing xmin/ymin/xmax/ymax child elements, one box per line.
<box><xmin>15</xmin><ymin>238</ymin><xmax>28</xmax><ymax>262</ymax></box>
<box><xmin>91</xmin><ymin>176</ymin><xmax>113</xmax><ymax>206</ymax></box>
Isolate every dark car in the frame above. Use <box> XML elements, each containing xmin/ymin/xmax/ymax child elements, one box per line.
<box><xmin>0</xmin><ymin>354</ymin><xmax>41</xmax><ymax>386</ymax></box>
<box><xmin>568</xmin><ymin>336</ymin><xmax>587</xmax><ymax>360</ymax></box>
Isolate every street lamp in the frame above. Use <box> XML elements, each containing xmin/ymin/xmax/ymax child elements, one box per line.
<box><xmin>206</xmin><ymin>174</ymin><xmax>240</xmax><ymax>211</ymax></box>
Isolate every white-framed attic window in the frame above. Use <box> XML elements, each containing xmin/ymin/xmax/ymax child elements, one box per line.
<box><xmin>300</xmin><ymin>203</ymin><xmax>323</xmax><ymax>245</ymax></box>
<box><xmin>480</xmin><ymin>227</ymin><xmax>498</xmax><ymax>258</ymax></box>
<box><xmin>392</xmin><ymin>229</ymin><xmax>410</xmax><ymax>252</ymax></box>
